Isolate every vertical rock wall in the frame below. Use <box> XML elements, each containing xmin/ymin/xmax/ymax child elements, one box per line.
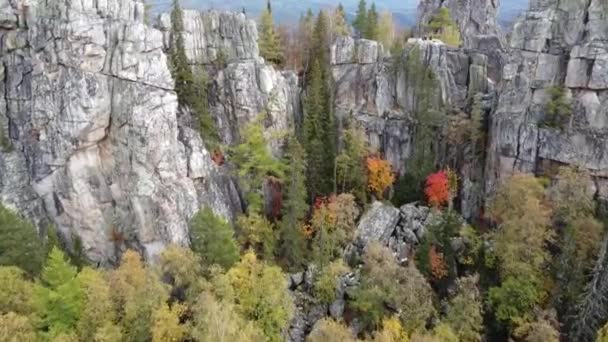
<box><xmin>0</xmin><ymin>0</ymin><xmax>241</xmax><ymax>264</ymax></box>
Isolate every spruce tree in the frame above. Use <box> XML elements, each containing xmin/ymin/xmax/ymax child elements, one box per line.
<box><xmin>353</xmin><ymin>0</ymin><xmax>368</xmax><ymax>36</ymax></box>
<box><xmin>278</xmin><ymin>137</ymin><xmax>308</xmax><ymax>270</ymax></box>
<box><xmin>0</xmin><ymin>204</ymin><xmax>44</xmax><ymax>276</ymax></box>
<box><xmin>259</xmin><ymin>2</ymin><xmax>284</xmax><ymax>66</ymax></box>
<box><xmin>189</xmin><ymin>207</ymin><xmax>240</xmax><ymax>270</ymax></box>
<box><xmin>365</xmin><ymin>2</ymin><xmax>379</xmax><ymax>40</ymax></box>
<box><xmin>302</xmin><ymin>11</ymin><xmax>336</xmax><ymax>200</ymax></box>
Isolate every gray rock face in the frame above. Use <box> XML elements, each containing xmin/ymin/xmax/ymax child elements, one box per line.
<box><xmin>355</xmin><ymin>201</ymin><xmax>401</xmax><ymax>247</ymax></box>
<box><xmin>0</xmin><ymin>0</ymin><xmax>241</xmax><ymax>264</ymax></box>
<box><xmin>486</xmin><ymin>0</ymin><xmax>608</xmax><ymax>202</ymax></box>
<box><xmin>416</xmin><ymin>0</ymin><xmax>505</xmax><ymax>82</ymax></box>
<box><xmin>158</xmin><ymin>10</ymin><xmax>300</xmax><ymax>154</ymax></box>
<box><xmin>157</xmin><ymin>10</ymin><xmax>259</xmax><ymax>64</ymax></box>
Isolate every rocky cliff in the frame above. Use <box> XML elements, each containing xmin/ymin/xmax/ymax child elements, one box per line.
<box><xmin>331</xmin><ymin>36</ymin><xmax>494</xmax><ymax>218</ymax></box>
<box><xmin>486</xmin><ymin>0</ymin><xmax>608</xmax><ymax>204</ymax></box>
<box><xmin>156</xmin><ymin>10</ymin><xmax>300</xmax><ymax>154</ymax></box>
<box><xmin>0</xmin><ymin>0</ymin><xmax>242</xmax><ymax>264</ymax></box>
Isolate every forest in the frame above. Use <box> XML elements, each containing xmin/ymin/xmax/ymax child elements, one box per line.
<box><xmin>0</xmin><ymin>0</ymin><xmax>607</xmax><ymax>341</ymax></box>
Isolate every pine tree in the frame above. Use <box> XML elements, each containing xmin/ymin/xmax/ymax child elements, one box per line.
<box><xmin>169</xmin><ymin>0</ymin><xmax>218</xmax><ymax>145</ymax></box>
<box><xmin>0</xmin><ymin>204</ymin><xmax>44</xmax><ymax>276</ymax></box>
<box><xmin>353</xmin><ymin>0</ymin><xmax>368</xmax><ymax>37</ymax></box>
<box><xmin>278</xmin><ymin>137</ymin><xmax>308</xmax><ymax>270</ymax></box>
<box><xmin>364</xmin><ymin>2</ymin><xmax>379</xmax><ymax>40</ymax></box>
<box><xmin>259</xmin><ymin>2</ymin><xmax>284</xmax><ymax>66</ymax></box>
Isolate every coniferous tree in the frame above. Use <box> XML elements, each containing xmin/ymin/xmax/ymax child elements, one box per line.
<box><xmin>364</xmin><ymin>2</ymin><xmax>379</xmax><ymax>40</ymax></box>
<box><xmin>303</xmin><ymin>11</ymin><xmax>336</xmax><ymax>200</ymax></box>
<box><xmin>259</xmin><ymin>1</ymin><xmax>284</xmax><ymax>66</ymax></box>
<box><xmin>0</xmin><ymin>204</ymin><xmax>44</xmax><ymax>276</ymax></box>
<box><xmin>34</xmin><ymin>248</ymin><xmax>84</xmax><ymax>337</ymax></box>
<box><xmin>278</xmin><ymin>137</ymin><xmax>308</xmax><ymax>270</ymax></box>
<box><xmin>353</xmin><ymin>0</ymin><xmax>368</xmax><ymax>37</ymax></box>
<box><xmin>189</xmin><ymin>207</ymin><xmax>240</xmax><ymax>270</ymax></box>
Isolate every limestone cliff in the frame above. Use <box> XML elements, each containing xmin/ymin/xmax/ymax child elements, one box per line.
<box><xmin>0</xmin><ymin>0</ymin><xmax>241</xmax><ymax>264</ymax></box>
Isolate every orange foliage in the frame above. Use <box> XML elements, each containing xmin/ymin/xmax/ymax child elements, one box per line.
<box><xmin>429</xmin><ymin>245</ymin><xmax>448</xmax><ymax>279</ymax></box>
<box><xmin>425</xmin><ymin>171</ymin><xmax>450</xmax><ymax>207</ymax></box>
<box><xmin>211</xmin><ymin>149</ymin><xmax>225</xmax><ymax>166</ymax></box>
<box><xmin>366</xmin><ymin>156</ymin><xmax>395</xmax><ymax>199</ymax></box>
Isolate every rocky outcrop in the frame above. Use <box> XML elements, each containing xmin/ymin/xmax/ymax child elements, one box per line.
<box><xmin>0</xmin><ymin>0</ymin><xmax>241</xmax><ymax>264</ymax></box>
<box><xmin>416</xmin><ymin>0</ymin><xmax>505</xmax><ymax>83</ymax></box>
<box><xmin>157</xmin><ymin>10</ymin><xmax>300</xmax><ymax>154</ymax></box>
<box><xmin>486</xmin><ymin>0</ymin><xmax>608</xmax><ymax>203</ymax></box>
<box><xmin>351</xmin><ymin>201</ymin><xmax>438</xmax><ymax>262</ymax></box>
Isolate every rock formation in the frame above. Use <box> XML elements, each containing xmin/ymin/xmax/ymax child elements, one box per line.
<box><xmin>0</xmin><ymin>0</ymin><xmax>241</xmax><ymax>264</ymax></box>
<box><xmin>486</xmin><ymin>0</ymin><xmax>608</xmax><ymax>204</ymax></box>
<box><xmin>331</xmin><ymin>36</ymin><xmax>494</xmax><ymax>218</ymax></box>
<box><xmin>156</xmin><ymin>10</ymin><xmax>300</xmax><ymax>154</ymax></box>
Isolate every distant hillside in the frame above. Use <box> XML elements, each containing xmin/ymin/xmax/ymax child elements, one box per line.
<box><xmin>151</xmin><ymin>0</ymin><xmax>529</xmax><ymax>28</ymax></box>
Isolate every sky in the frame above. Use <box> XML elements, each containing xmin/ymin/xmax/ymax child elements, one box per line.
<box><xmin>151</xmin><ymin>0</ymin><xmax>530</xmax><ymax>27</ymax></box>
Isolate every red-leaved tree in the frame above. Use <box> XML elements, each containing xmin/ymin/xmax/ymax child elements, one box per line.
<box><xmin>425</xmin><ymin>171</ymin><xmax>449</xmax><ymax>208</ymax></box>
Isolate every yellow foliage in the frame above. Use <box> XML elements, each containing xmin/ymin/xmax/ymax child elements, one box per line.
<box><xmin>151</xmin><ymin>303</ymin><xmax>187</xmax><ymax>342</ymax></box>
<box><xmin>371</xmin><ymin>317</ymin><xmax>409</xmax><ymax>342</ymax></box>
<box><xmin>366</xmin><ymin>156</ymin><xmax>396</xmax><ymax>199</ymax></box>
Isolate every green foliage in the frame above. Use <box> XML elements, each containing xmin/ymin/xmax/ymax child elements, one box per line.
<box><xmin>488</xmin><ymin>276</ymin><xmax>542</xmax><ymax>326</ymax></box>
<box><xmin>314</xmin><ymin>260</ymin><xmax>350</xmax><ymax>304</ymax></box>
<box><xmin>190</xmin><ymin>207</ymin><xmax>240</xmax><ymax>270</ymax></box>
<box><xmin>169</xmin><ymin>0</ymin><xmax>218</xmax><ymax>145</ymax></box>
<box><xmin>402</xmin><ymin>46</ymin><xmax>443</xmax><ymax>189</ymax></box>
<box><xmin>227</xmin><ymin>251</ymin><xmax>294</xmax><ymax>342</ymax></box>
<box><xmin>259</xmin><ymin>5</ymin><xmax>284</xmax><ymax>66</ymax></box>
<box><xmin>543</xmin><ymin>86</ymin><xmax>572</xmax><ymax>129</ymax></box>
<box><xmin>391</xmin><ymin>173</ymin><xmax>424</xmax><ymax>206</ymax></box>
<box><xmin>336</xmin><ymin>123</ymin><xmax>368</xmax><ymax>204</ymax></box>
<box><xmin>237</xmin><ymin>213</ymin><xmax>278</xmax><ymax>260</ymax></box>
<box><xmin>34</xmin><ymin>247</ymin><xmax>84</xmax><ymax>337</ymax></box>
<box><xmin>444</xmin><ymin>275</ymin><xmax>483</xmax><ymax>342</ymax></box>
<box><xmin>0</xmin><ymin>204</ymin><xmax>44</xmax><ymax>275</ymax></box>
<box><xmin>488</xmin><ymin>174</ymin><xmax>554</xmax><ymax>327</ymax></box>
<box><xmin>426</xmin><ymin>8</ymin><xmax>461</xmax><ymax>46</ymax></box>
<box><xmin>302</xmin><ymin>10</ymin><xmax>336</xmax><ymax>200</ymax></box>
<box><xmin>364</xmin><ymin>2</ymin><xmax>379</xmax><ymax>40</ymax></box>
<box><xmin>230</xmin><ymin>116</ymin><xmax>286</xmax><ymax>214</ymax></box>
<box><xmin>0</xmin><ymin>128</ymin><xmax>11</xmax><ymax>152</ymax></box>
<box><xmin>190</xmin><ymin>292</ymin><xmax>264</xmax><ymax>342</ymax></box>
<box><xmin>353</xmin><ymin>243</ymin><xmax>435</xmax><ymax>332</ymax></box>
<box><xmin>278</xmin><ymin>137</ymin><xmax>309</xmax><ymax>270</ymax></box>
<box><xmin>415</xmin><ymin>210</ymin><xmax>460</xmax><ymax>280</ymax></box>
<box><xmin>353</xmin><ymin>0</ymin><xmax>368</xmax><ymax>36</ymax></box>
<box><xmin>310</xmin><ymin>194</ymin><xmax>360</xmax><ymax>266</ymax></box>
